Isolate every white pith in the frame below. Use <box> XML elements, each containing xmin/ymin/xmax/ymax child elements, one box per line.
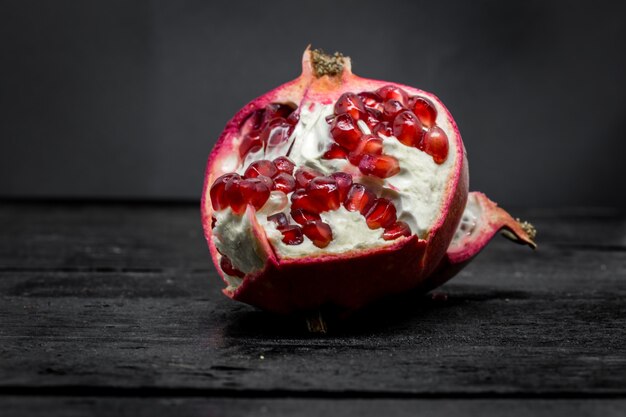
<box><xmin>450</xmin><ymin>192</ymin><xmax>481</xmax><ymax>249</ymax></box>
<box><xmin>212</xmin><ymin>97</ymin><xmax>458</xmax><ymax>280</ymax></box>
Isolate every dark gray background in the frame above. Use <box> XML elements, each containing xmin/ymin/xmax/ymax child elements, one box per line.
<box><xmin>1</xmin><ymin>0</ymin><xmax>625</xmax><ymax>208</ymax></box>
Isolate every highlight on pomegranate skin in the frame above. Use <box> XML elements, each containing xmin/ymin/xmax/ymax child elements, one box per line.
<box><xmin>201</xmin><ymin>48</ymin><xmax>537</xmax><ymax>325</ymax></box>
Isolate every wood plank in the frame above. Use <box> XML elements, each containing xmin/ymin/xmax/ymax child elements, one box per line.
<box><xmin>2</xmin><ymin>397</ymin><xmax>626</xmax><ymax>417</ymax></box>
<box><xmin>0</xmin><ymin>203</ymin><xmax>624</xmax><ymax>396</ymax></box>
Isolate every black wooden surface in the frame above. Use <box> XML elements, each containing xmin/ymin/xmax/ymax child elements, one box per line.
<box><xmin>1</xmin><ymin>202</ymin><xmax>625</xmax><ymax>416</ymax></box>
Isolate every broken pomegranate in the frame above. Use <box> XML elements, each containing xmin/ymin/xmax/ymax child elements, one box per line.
<box><xmin>202</xmin><ymin>48</ymin><xmax>536</xmax><ymax>320</ymax></box>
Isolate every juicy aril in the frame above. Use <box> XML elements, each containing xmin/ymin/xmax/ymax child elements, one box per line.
<box><xmin>201</xmin><ymin>48</ymin><xmax>536</xmax><ymax>319</ymax></box>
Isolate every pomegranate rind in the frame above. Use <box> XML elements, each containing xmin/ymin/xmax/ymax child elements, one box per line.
<box><xmin>423</xmin><ymin>192</ymin><xmax>537</xmax><ymax>292</ymax></box>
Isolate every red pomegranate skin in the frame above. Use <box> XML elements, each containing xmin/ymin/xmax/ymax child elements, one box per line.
<box><xmin>201</xmin><ymin>49</ymin><xmax>535</xmax><ymax>315</ymax></box>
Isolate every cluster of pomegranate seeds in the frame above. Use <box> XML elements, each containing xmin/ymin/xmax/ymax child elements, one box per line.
<box><xmin>210</xmin><ymin>156</ymin><xmax>298</xmax><ymax>214</ymax></box>
<box><xmin>324</xmin><ymin>86</ymin><xmax>449</xmax><ymax>168</ymax></box>
<box><xmin>238</xmin><ymin>102</ymin><xmax>299</xmax><ymax>159</ymax></box>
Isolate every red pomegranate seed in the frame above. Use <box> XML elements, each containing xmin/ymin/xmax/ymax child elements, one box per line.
<box><xmin>287</xmin><ymin>111</ymin><xmax>300</xmax><ymax>125</ymax></box>
<box><xmin>223</xmin><ymin>174</ymin><xmax>246</xmax><ymax>214</ymax></box>
<box><xmin>383</xmin><ymin>221</ymin><xmax>412</xmax><ymax>240</ymax></box>
<box><xmin>348</xmin><ymin>135</ymin><xmax>383</xmax><ymax>165</ymax></box>
<box><xmin>265</xmin><ymin>121</ymin><xmax>292</xmax><ymax>148</ymax></box>
<box><xmin>273</xmin><ymin>156</ymin><xmax>295</xmax><ymax>175</ymax></box>
<box><xmin>358</xmin><ymin>154</ymin><xmax>400</xmax><ymax>178</ymax></box>
<box><xmin>423</xmin><ymin>126</ymin><xmax>449</xmax><ymax>164</ymax></box>
<box><xmin>302</xmin><ymin>220</ymin><xmax>333</xmax><ymax>248</ymax></box>
<box><xmin>382</xmin><ymin>99</ymin><xmax>405</xmax><ymax>121</ymax></box>
<box><xmin>307</xmin><ymin>176</ymin><xmax>340</xmax><ymax>211</ymax></box>
<box><xmin>373</xmin><ymin>122</ymin><xmax>393</xmax><ymax>137</ymax></box>
<box><xmin>272</xmin><ymin>172</ymin><xmax>296</xmax><ymax>193</ymax></box>
<box><xmin>364</xmin><ymin>108</ymin><xmax>382</xmax><ymax>128</ymax></box>
<box><xmin>220</xmin><ymin>255</ymin><xmax>245</xmax><ymax>278</ymax></box>
<box><xmin>291</xmin><ymin>189</ymin><xmax>322</xmax><ymax>213</ymax></box>
<box><xmin>267</xmin><ymin>212</ymin><xmax>289</xmax><ymax>229</ymax></box>
<box><xmin>264</xmin><ymin>103</ymin><xmax>296</xmax><ymax>123</ymax></box>
<box><xmin>239</xmin><ymin>178</ymin><xmax>271</xmax><ymax>210</ymax></box>
<box><xmin>334</xmin><ymin>92</ymin><xmax>366</xmax><ymax>120</ymax></box>
<box><xmin>294</xmin><ymin>167</ymin><xmax>322</xmax><ymax>189</ymax></box>
<box><xmin>210</xmin><ymin>173</ymin><xmax>237</xmax><ymax>211</ymax></box>
<box><xmin>344</xmin><ymin>183</ymin><xmax>376</xmax><ymax>214</ymax></box>
<box><xmin>280</xmin><ymin>225</ymin><xmax>304</xmax><ymax>245</ymax></box>
<box><xmin>365</xmin><ymin>198</ymin><xmax>397</xmax><ymax>229</ymax></box>
<box><xmin>239</xmin><ymin>108</ymin><xmax>265</xmax><ymax>135</ymax></box>
<box><xmin>358</xmin><ymin>91</ymin><xmax>383</xmax><ymax>110</ymax></box>
<box><xmin>322</xmin><ymin>143</ymin><xmax>349</xmax><ymax>160</ymax></box>
<box><xmin>330</xmin><ymin>113</ymin><xmax>362</xmax><ymax>151</ymax></box>
<box><xmin>376</xmin><ymin>85</ymin><xmax>408</xmax><ymax>105</ymax></box>
<box><xmin>291</xmin><ymin>209</ymin><xmax>321</xmax><ymax>225</ymax></box>
<box><xmin>392</xmin><ymin>111</ymin><xmax>423</xmax><ymax>147</ymax></box>
<box><xmin>211</xmin><ymin>216</ymin><xmax>217</xmax><ymax>229</ymax></box>
<box><xmin>255</xmin><ymin>175</ymin><xmax>274</xmax><ymax>189</ymax></box>
<box><xmin>358</xmin><ymin>134</ymin><xmax>384</xmax><ymax>154</ymax></box>
<box><xmin>244</xmin><ymin>160</ymin><xmax>278</xmax><ymax>179</ymax></box>
<box><xmin>239</xmin><ymin>132</ymin><xmax>262</xmax><ymax>158</ymax></box>
<box><xmin>330</xmin><ymin>172</ymin><xmax>353</xmax><ymax>202</ymax></box>
<box><xmin>410</xmin><ymin>96</ymin><xmax>437</xmax><ymax>128</ymax></box>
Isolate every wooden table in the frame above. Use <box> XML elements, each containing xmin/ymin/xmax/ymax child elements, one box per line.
<box><xmin>1</xmin><ymin>203</ymin><xmax>624</xmax><ymax>416</ymax></box>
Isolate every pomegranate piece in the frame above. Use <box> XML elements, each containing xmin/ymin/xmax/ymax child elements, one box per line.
<box><xmin>210</xmin><ymin>173</ymin><xmax>237</xmax><ymax>211</ymax></box>
<box><xmin>382</xmin><ymin>99</ymin><xmax>405</xmax><ymax>121</ymax></box>
<box><xmin>245</xmin><ymin>160</ymin><xmax>278</xmax><ymax>179</ymax></box>
<box><xmin>280</xmin><ymin>224</ymin><xmax>304</xmax><ymax>245</ymax></box>
<box><xmin>365</xmin><ymin>198</ymin><xmax>397</xmax><ymax>229</ymax></box>
<box><xmin>202</xmin><ymin>49</ymin><xmax>537</xmax><ymax>318</ymax></box>
<box><xmin>323</xmin><ymin>143</ymin><xmax>349</xmax><ymax>160</ymax></box>
<box><xmin>291</xmin><ymin>209</ymin><xmax>321</xmax><ymax>225</ymax></box>
<box><xmin>383</xmin><ymin>221</ymin><xmax>412</xmax><ymax>240</ymax></box>
<box><xmin>423</xmin><ymin>126</ymin><xmax>449</xmax><ymax>164</ymax></box>
<box><xmin>294</xmin><ymin>167</ymin><xmax>323</xmax><ymax>189</ymax></box>
<box><xmin>267</xmin><ymin>212</ymin><xmax>289</xmax><ymax>230</ymax></box>
<box><xmin>220</xmin><ymin>255</ymin><xmax>245</xmax><ymax>278</ymax></box>
<box><xmin>307</xmin><ymin>176</ymin><xmax>341</xmax><ymax>211</ymax></box>
<box><xmin>239</xmin><ymin>178</ymin><xmax>271</xmax><ymax>210</ymax></box>
<box><xmin>358</xmin><ymin>91</ymin><xmax>383</xmax><ymax>110</ymax></box>
<box><xmin>334</xmin><ymin>92</ymin><xmax>366</xmax><ymax>120</ymax></box>
<box><xmin>344</xmin><ymin>183</ymin><xmax>376</xmax><ymax>215</ymax></box>
<box><xmin>223</xmin><ymin>174</ymin><xmax>246</xmax><ymax>214</ymax></box>
<box><xmin>376</xmin><ymin>85</ymin><xmax>408</xmax><ymax>106</ymax></box>
<box><xmin>393</xmin><ymin>111</ymin><xmax>423</xmax><ymax>147</ymax></box>
<box><xmin>273</xmin><ymin>156</ymin><xmax>296</xmax><ymax>175</ymax></box>
<box><xmin>358</xmin><ymin>154</ymin><xmax>400</xmax><ymax>178</ymax></box>
<box><xmin>272</xmin><ymin>172</ymin><xmax>296</xmax><ymax>193</ymax></box>
<box><xmin>329</xmin><ymin>113</ymin><xmax>362</xmax><ymax>151</ymax></box>
<box><xmin>330</xmin><ymin>172</ymin><xmax>353</xmax><ymax>202</ymax></box>
<box><xmin>410</xmin><ymin>96</ymin><xmax>437</xmax><ymax>128</ymax></box>
<box><xmin>302</xmin><ymin>220</ymin><xmax>333</xmax><ymax>248</ymax></box>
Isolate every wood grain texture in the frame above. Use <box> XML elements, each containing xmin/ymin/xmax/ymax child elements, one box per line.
<box><xmin>3</xmin><ymin>397</ymin><xmax>626</xmax><ymax>417</ymax></box>
<box><xmin>0</xmin><ymin>203</ymin><xmax>625</xmax><ymax>406</ymax></box>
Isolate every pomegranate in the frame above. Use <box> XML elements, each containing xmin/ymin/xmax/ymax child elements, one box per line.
<box><xmin>201</xmin><ymin>48</ymin><xmax>536</xmax><ymax>325</ymax></box>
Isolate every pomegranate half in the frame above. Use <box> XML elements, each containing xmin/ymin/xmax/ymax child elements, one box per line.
<box><xmin>201</xmin><ymin>48</ymin><xmax>536</xmax><ymax>319</ymax></box>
